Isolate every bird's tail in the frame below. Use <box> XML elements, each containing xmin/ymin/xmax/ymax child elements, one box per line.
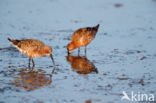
<box><xmin>93</xmin><ymin>67</ymin><xmax>98</xmax><ymax>74</ymax></box>
<box><xmin>93</xmin><ymin>24</ymin><xmax>100</xmax><ymax>31</ymax></box>
<box><xmin>8</xmin><ymin>38</ymin><xmax>12</xmax><ymax>42</ymax></box>
<box><xmin>8</xmin><ymin>38</ymin><xmax>20</xmax><ymax>45</ymax></box>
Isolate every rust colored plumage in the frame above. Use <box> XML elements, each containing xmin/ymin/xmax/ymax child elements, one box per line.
<box><xmin>8</xmin><ymin>38</ymin><xmax>55</xmax><ymax>67</ymax></box>
<box><xmin>67</xmin><ymin>24</ymin><xmax>100</xmax><ymax>54</ymax></box>
<box><xmin>66</xmin><ymin>54</ymin><xmax>98</xmax><ymax>74</ymax></box>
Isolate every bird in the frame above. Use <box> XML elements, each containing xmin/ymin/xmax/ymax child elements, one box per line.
<box><xmin>8</xmin><ymin>38</ymin><xmax>55</xmax><ymax>67</ymax></box>
<box><xmin>67</xmin><ymin>24</ymin><xmax>100</xmax><ymax>55</ymax></box>
<box><xmin>66</xmin><ymin>54</ymin><xmax>98</xmax><ymax>74</ymax></box>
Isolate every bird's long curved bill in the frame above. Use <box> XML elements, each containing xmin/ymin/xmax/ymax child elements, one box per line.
<box><xmin>68</xmin><ymin>51</ymin><xmax>70</xmax><ymax>55</ymax></box>
<box><xmin>50</xmin><ymin>54</ymin><xmax>55</xmax><ymax>66</ymax></box>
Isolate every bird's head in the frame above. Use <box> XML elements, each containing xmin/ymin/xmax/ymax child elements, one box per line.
<box><xmin>44</xmin><ymin>46</ymin><xmax>53</xmax><ymax>55</ymax></box>
<box><xmin>67</xmin><ymin>43</ymin><xmax>75</xmax><ymax>54</ymax></box>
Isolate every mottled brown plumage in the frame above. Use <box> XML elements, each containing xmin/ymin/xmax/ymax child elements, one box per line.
<box><xmin>67</xmin><ymin>24</ymin><xmax>99</xmax><ymax>54</ymax></box>
<box><xmin>8</xmin><ymin>38</ymin><xmax>55</xmax><ymax>67</ymax></box>
<box><xmin>66</xmin><ymin>54</ymin><xmax>98</xmax><ymax>74</ymax></box>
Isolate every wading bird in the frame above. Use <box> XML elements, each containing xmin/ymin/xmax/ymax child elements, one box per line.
<box><xmin>67</xmin><ymin>24</ymin><xmax>99</xmax><ymax>55</ymax></box>
<box><xmin>8</xmin><ymin>38</ymin><xmax>55</xmax><ymax>67</ymax></box>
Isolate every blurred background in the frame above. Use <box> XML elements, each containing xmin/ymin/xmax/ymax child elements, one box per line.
<box><xmin>0</xmin><ymin>0</ymin><xmax>156</xmax><ymax>103</ymax></box>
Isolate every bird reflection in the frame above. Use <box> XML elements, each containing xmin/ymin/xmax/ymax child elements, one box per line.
<box><xmin>66</xmin><ymin>54</ymin><xmax>98</xmax><ymax>74</ymax></box>
<box><xmin>14</xmin><ymin>68</ymin><xmax>52</xmax><ymax>91</ymax></box>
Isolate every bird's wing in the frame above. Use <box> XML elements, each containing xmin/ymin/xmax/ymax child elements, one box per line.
<box><xmin>17</xmin><ymin>39</ymin><xmax>44</xmax><ymax>51</ymax></box>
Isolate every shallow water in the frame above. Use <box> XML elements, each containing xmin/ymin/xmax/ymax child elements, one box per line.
<box><xmin>0</xmin><ymin>0</ymin><xmax>156</xmax><ymax>103</ymax></box>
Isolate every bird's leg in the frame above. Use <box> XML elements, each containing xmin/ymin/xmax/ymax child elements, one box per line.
<box><xmin>85</xmin><ymin>46</ymin><xmax>87</xmax><ymax>56</ymax></box>
<box><xmin>50</xmin><ymin>54</ymin><xmax>55</xmax><ymax>66</ymax></box>
<box><xmin>78</xmin><ymin>48</ymin><xmax>80</xmax><ymax>56</ymax></box>
<box><xmin>32</xmin><ymin>59</ymin><xmax>35</xmax><ymax>68</ymax></box>
<box><xmin>28</xmin><ymin>58</ymin><xmax>31</xmax><ymax>68</ymax></box>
